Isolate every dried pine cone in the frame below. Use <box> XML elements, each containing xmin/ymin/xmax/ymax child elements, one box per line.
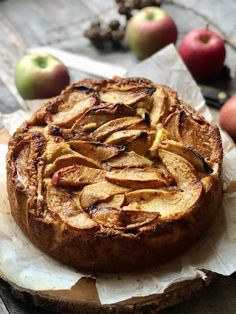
<box><xmin>84</xmin><ymin>19</ymin><xmax>125</xmax><ymax>50</ymax></box>
<box><xmin>116</xmin><ymin>0</ymin><xmax>161</xmax><ymax>20</ymax></box>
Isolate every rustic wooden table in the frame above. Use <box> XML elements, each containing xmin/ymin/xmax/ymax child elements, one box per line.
<box><xmin>1</xmin><ymin>0</ymin><xmax>236</xmax><ymax>313</ymax></box>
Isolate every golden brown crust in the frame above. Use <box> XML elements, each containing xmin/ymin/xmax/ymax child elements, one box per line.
<box><xmin>7</xmin><ymin>77</ymin><xmax>223</xmax><ymax>273</ymax></box>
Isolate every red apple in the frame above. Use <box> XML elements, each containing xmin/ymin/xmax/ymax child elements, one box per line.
<box><xmin>219</xmin><ymin>95</ymin><xmax>236</xmax><ymax>141</ymax></box>
<box><xmin>125</xmin><ymin>6</ymin><xmax>177</xmax><ymax>59</ymax></box>
<box><xmin>178</xmin><ymin>28</ymin><xmax>226</xmax><ymax>80</ymax></box>
<box><xmin>15</xmin><ymin>53</ymin><xmax>70</xmax><ymax>100</ymax></box>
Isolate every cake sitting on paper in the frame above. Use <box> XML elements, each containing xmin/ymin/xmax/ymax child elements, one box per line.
<box><xmin>6</xmin><ymin>77</ymin><xmax>222</xmax><ymax>273</ymax></box>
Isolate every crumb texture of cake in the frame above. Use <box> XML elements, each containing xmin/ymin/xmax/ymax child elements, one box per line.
<box><xmin>7</xmin><ymin>77</ymin><xmax>223</xmax><ymax>273</ymax></box>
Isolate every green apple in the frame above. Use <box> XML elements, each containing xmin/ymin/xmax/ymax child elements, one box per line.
<box><xmin>15</xmin><ymin>53</ymin><xmax>70</xmax><ymax>99</ymax></box>
<box><xmin>125</xmin><ymin>7</ymin><xmax>178</xmax><ymax>59</ymax></box>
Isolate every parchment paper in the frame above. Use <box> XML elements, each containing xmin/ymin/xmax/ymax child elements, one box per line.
<box><xmin>1</xmin><ymin>44</ymin><xmax>236</xmax><ymax>305</ymax></box>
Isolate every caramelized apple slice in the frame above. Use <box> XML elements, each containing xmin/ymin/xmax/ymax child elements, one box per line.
<box><xmin>64</xmin><ymin>214</ymin><xmax>98</xmax><ymax>230</ymax></box>
<box><xmin>91</xmin><ymin>116</ymin><xmax>142</xmax><ymax>141</ymax></box>
<box><xmin>71</xmin><ymin>191</ymin><xmax>83</xmax><ymax>210</ymax></box>
<box><xmin>72</xmin><ymin>103</ymin><xmax>135</xmax><ymax>132</ymax></box>
<box><xmin>46</xmin><ymin>93</ymin><xmax>97</xmax><ymax>127</ymax></box>
<box><xmin>105</xmin><ymin>77</ymin><xmax>154</xmax><ymax>91</ymax></box>
<box><xmin>104</xmin><ymin>129</ymin><xmax>145</xmax><ymax>144</ymax></box>
<box><xmin>160</xmin><ymin>140</ymin><xmax>213</xmax><ymax>174</ymax></box>
<box><xmin>99</xmin><ymin>86</ymin><xmax>156</xmax><ymax>106</ymax></box>
<box><xmin>149</xmin><ymin>126</ymin><xmax>169</xmax><ymax>157</ymax></box>
<box><xmin>150</xmin><ymin>87</ymin><xmax>169</xmax><ymax>126</ymax></box>
<box><xmin>68</xmin><ymin>140</ymin><xmax>126</xmax><ymax>161</ymax></box>
<box><xmin>46</xmin><ymin>184</ymin><xmax>97</xmax><ymax>229</ymax></box>
<box><xmin>163</xmin><ymin>112</ymin><xmax>181</xmax><ymax>141</ymax></box>
<box><xmin>42</xmin><ymin>140</ymin><xmax>75</xmax><ymax>163</ymax></box>
<box><xmin>105</xmin><ymin>167</ymin><xmax>173</xmax><ymax>189</ymax></box>
<box><xmin>52</xmin><ymin>165</ymin><xmax>106</xmax><ymax>187</ymax></box>
<box><xmin>14</xmin><ymin>136</ymin><xmax>45</xmax><ymax>193</ymax></box>
<box><xmin>124</xmin><ymin>181</ymin><xmax>203</xmax><ymax>218</ymax></box>
<box><xmin>97</xmin><ymin>194</ymin><xmax>125</xmax><ymax>208</ymax></box>
<box><xmin>125</xmin><ymin>131</ymin><xmax>155</xmax><ymax>156</ymax></box>
<box><xmin>80</xmin><ymin>181</ymin><xmax>131</xmax><ymax>209</ymax></box>
<box><xmin>46</xmin><ymin>183</ymin><xmax>78</xmax><ymax>217</ymax></box>
<box><xmin>104</xmin><ymin>130</ymin><xmax>154</xmax><ymax>155</ymax></box>
<box><xmin>162</xmin><ymin>85</ymin><xmax>180</xmax><ymax>109</ymax></box>
<box><xmin>44</xmin><ymin>153</ymin><xmax>101</xmax><ymax>177</ymax></box>
<box><xmin>86</xmin><ymin>206</ymin><xmax>158</xmax><ymax>230</ymax></box>
<box><xmin>104</xmin><ymin>151</ymin><xmax>152</xmax><ymax>169</ymax></box>
<box><xmin>14</xmin><ymin>140</ymin><xmax>30</xmax><ymax>189</ymax></box>
<box><xmin>176</xmin><ymin>110</ymin><xmax>217</xmax><ymax>159</ymax></box>
<box><xmin>158</xmin><ymin>149</ymin><xmax>198</xmax><ymax>187</ymax></box>
<box><xmin>141</xmin><ymin>182</ymin><xmax>203</xmax><ymax>218</ymax></box>
<box><xmin>125</xmin><ymin>120</ymin><xmax>150</xmax><ymax>131</ymax></box>
<box><xmin>125</xmin><ymin>189</ymin><xmax>165</xmax><ymax>203</ymax></box>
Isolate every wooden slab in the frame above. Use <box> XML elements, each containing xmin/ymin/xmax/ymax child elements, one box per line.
<box><xmin>0</xmin><ymin>271</ymin><xmax>214</xmax><ymax>314</ymax></box>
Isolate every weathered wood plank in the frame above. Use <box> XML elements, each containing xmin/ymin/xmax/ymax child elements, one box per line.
<box><xmin>80</xmin><ymin>0</ymin><xmax>113</xmax><ymax>14</ymax></box>
<box><xmin>0</xmin><ymin>79</ymin><xmax>20</xmax><ymax>114</ymax></box>
<box><xmin>0</xmin><ymin>12</ymin><xmax>27</xmax><ymax>111</ymax></box>
<box><xmin>0</xmin><ymin>0</ymin><xmax>94</xmax><ymax>46</ymax></box>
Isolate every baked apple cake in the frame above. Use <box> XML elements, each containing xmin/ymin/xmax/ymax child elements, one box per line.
<box><xmin>7</xmin><ymin>77</ymin><xmax>222</xmax><ymax>273</ymax></box>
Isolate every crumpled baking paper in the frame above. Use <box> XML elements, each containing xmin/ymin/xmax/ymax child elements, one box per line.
<box><xmin>1</xmin><ymin>44</ymin><xmax>236</xmax><ymax>305</ymax></box>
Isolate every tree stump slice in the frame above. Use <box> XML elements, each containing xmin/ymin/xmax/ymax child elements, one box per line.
<box><xmin>0</xmin><ymin>271</ymin><xmax>215</xmax><ymax>314</ymax></box>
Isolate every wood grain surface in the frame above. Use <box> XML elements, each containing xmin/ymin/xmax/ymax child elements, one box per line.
<box><xmin>0</xmin><ymin>0</ymin><xmax>236</xmax><ymax>313</ymax></box>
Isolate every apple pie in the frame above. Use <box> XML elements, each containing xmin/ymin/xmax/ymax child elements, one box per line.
<box><xmin>7</xmin><ymin>77</ymin><xmax>222</xmax><ymax>273</ymax></box>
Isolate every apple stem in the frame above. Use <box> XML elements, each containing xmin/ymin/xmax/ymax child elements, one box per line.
<box><xmin>35</xmin><ymin>56</ymin><xmax>47</xmax><ymax>68</ymax></box>
<box><xmin>146</xmin><ymin>11</ymin><xmax>155</xmax><ymax>21</ymax></box>
<box><xmin>201</xmin><ymin>24</ymin><xmax>210</xmax><ymax>43</ymax></box>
